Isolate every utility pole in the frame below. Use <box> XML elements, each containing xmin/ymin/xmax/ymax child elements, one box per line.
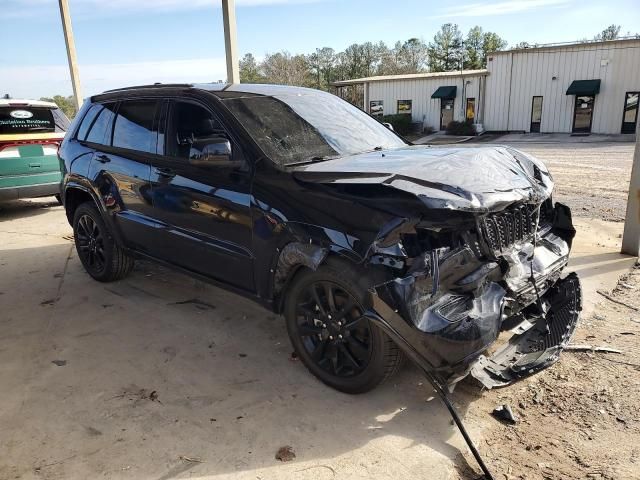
<box><xmin>221</xmin><ymin>0</ymin><xmax>240</xmax><ymax>83</ymax></box>
<box><xmin>621</xmin><ymin>122</ymin><xmax>640</xmax><ymax>256</ymax></box>
<box><xmin>58</xmin><ymin>0</ymin><xmax>83</xmax><ymax>110</ymax></box>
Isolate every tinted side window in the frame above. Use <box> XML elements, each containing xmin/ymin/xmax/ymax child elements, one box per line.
<box><xmin>76</xmin><ymin>104</ymin><xmax>101</xmax><ymax>140</ymax></box>
<box><xmin>85</xmin><ymin>104</ymin><xmax>116</xmax><ymax>145</ymax></box>
<box><xmin>166</xmin><ymin>101</ymin><xmax>227</xmax><ymax>160</ymax></box>
<box><xmin>113</xmin><ymin>100</ymin><xmax>159</xmax><ymax>153</ymax></box>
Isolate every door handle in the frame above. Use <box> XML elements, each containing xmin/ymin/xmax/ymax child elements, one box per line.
<box><xmin>95</xmin><ymin>154</ymin><xmax>110</xmax><ymax>164</ymax></box>
<box><xmin>154</xmin><ymin>167</ymin><xmax>176</xmax><ymax>178</ymax></box>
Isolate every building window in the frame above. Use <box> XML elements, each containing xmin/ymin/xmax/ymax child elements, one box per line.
<box><xmin>370</xmin><ymin>100</ymin><xmax>383</xmax><ymax>117</ymax></box>
<box><xmin>397</xmin><ymin>100</ymin><xmax>412</xmax><ymax>115</ymax></box>
<box><xmin>530</xmin><ymin>96</ymin><xmax>543</xmax><ymax>133</ymax></box>
<box><xmin>621</xmin><ymin>92</ymin><xmax>639</xmax><ymax>134</ymax></box>
<box><xmin>466</xmin><ymin>98</ymin><xmax>476</xmax><ymax>122</ymax></box>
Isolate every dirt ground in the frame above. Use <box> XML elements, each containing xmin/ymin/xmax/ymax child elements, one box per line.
<box><xmin>483</xmin><ymin>142</ymin><xmax>635</xmax><ymax>223</ymax></box>
<box><xmin>0</xmin><ymin>140</ymin><xmax>638</xmax><ymax>480</ymax></box>
<box><xmin>0</xmin><ymin>199</ymin><xmax>469</xmax><ymax>480</ymax></box>
<box><xmin>454</xmin><ymin>264</ymin><xmax>640</xmax><ymax>480</ymax></box>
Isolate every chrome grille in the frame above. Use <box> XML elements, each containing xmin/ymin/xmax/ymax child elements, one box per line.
<box><xmin>480</xmin><ymin>204</ymin><xmax>539</xmax><ymax>253</ymax></box>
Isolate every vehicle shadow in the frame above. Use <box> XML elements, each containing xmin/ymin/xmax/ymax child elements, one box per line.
<box><xmin>0</xmin><ymin>243</ymin><xmax>487</xmax><ymax>480</ymax></box>
<box><xmin>0</xmin><ymin>197</ymin><xmax>62</xmax><ymax>222</ymax></box>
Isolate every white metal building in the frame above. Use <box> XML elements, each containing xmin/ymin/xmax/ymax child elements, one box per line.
<box><xmin>333</xmin><ymin>38</ymin><xmax>640</xmax><ymax>135</ymax></box>
<box><xmin>485</xmin><ymin>38</ymin><xmax>640</xmax><ymax>134</ymax></box>
<box><xmin>333</xmin><ymin>70</ymin><xmax>488</xmax><ymax>131</ymax></box>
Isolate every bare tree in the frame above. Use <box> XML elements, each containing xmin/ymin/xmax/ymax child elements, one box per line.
<box><xmin>261</xmin><ymin>52</ymin><xmax>312</xmax><ymax>86</ymax></box>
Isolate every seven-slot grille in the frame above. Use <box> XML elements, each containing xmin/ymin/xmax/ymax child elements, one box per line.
<box><xmin>480</xmin><ymin>203</ymin><xmax>539</xmax><ymax>253</ymax></box>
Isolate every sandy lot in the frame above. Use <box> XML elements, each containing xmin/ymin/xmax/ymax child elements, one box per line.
<box><xmin>0</xmin><ymin>140</ymin><xmax>638</xmax><ymax>480</ymax></box>
<box><xmin>0</xmin><ymin>199</ymin><xmax>467</xmax><ymax>480</ymax></box>
<box><xmin>490</xmin><ymin>142</ymin><xmax>635</xmax><ymax>223</ymax></box>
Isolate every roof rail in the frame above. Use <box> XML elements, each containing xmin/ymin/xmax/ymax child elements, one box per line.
<box><xmin>103</xmin><ymin>83</ymin><xmax>193</xmax><ymax>93</ymax></box>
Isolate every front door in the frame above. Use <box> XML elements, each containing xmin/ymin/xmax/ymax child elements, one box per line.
<box><xmin>621</xmin><ymin>92</ymin><xmax>639</xmax><ymax>134</ymax></box>
<box><xmin>572</xmin><ymin>95</ymin><xmax>595</xmax><ymax>133</ymax></box>
<box><xmin>440</xmin><ymin>98</ymin><xmax>454</xmax><ymax>130</ymax></box>
<box><xmin>530</xmin><ymin>96</ymin><xmax>543</xmax><ymax>133</ymax></box>
<box><xmin>149</xmin><ymin>99</ymin><xmax>254</xmax><ymax>291</ymax></box>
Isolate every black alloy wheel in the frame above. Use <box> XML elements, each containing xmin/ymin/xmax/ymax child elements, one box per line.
<box><xmin>285</xmin><ymin>259</ymin><xmax>403</xmax><ymax>394</ymax></box>
<box><xmin>72</xmin><ymin>202</ymin><xmax>134</xmax><ymax>282</ymax></box>
<box><xmin>75</xmin><ymin>213</ymin><xmax>107</xmax><ymax>275</ymax></box>
<box><xmin>295</xmin><ymin>280</ymin><xmax>373</xmax><ymax>377</ymax></box>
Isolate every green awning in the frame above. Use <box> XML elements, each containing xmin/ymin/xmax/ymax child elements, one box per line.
<box><xmin>431</xmin><ymin>86</ymin><xmax>457</xmax><ymax>99</ymax></box>
<box><xmin>566</xmin><ymin>79</ymin><xmax>601</xmax><ymax>95</ymax></box>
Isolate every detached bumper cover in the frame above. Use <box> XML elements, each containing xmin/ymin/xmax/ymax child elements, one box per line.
<box><xmin>470</xmin><ymin>272</ymin><xmax>581</xmax><ymax>388</ymax></box>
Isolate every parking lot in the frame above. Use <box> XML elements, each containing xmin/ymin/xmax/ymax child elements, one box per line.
<box><xmin>0</xmin><ymin>140</ymin><xmax>638</xmax><ymax>480</ymax></box>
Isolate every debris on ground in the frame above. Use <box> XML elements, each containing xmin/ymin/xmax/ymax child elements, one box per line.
<box><xmin>169</xmin><ymin>298</ymin><xmax>216</xmax><ymax>310</ymax></box>
<box><xmin>491</xmin><ymin>404</ymin><xmax>518</xmax><ymax>425</ymax></box>
<box><xmin>275</xmin><ymin>445</ymin><xmax>296</xmax><ymax>462</ymax></box>
<box><xmin>114</xmin><ymin>387</ymin><xmax>162</xmax><ymax>404</ymax></box>
<box><xmin>51</xmin><ymin>360</ymin><xmax>67</xmax><ymax>367</ymax></box>
<box><xmin>565</xmin><ymin>345</ymin><xmax>623</xmax><ymax>354</ymax></box>
<box><xmin>289</xmin><ymin>351</ymin><xmax>299</xmax><ymax>361</ymax></box>
<box><xmin>179</xmin><ymin>455</ymin><xmax>204</xmax><ymax>463</ymax></box>
<box><xmin>596</xmin><ymin>289</ymin><xmax>639</xmax><ymax>311</ymax></box>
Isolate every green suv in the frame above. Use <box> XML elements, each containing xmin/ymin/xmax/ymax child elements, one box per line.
<box><xmin>0</xmin><ymin>99</ymin><xmax>70</xmax><ymax>201</ymax></box>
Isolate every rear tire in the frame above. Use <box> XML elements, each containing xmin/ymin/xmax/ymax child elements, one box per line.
<box><xmin>73</xmin><ymin>202</ymin><xmax>134</xmax><ymax>282</ymax></box>
<box><xmin>285</xmin><ymin>258</ymin><xmax>403</xmax><ymax>394</ymax></box>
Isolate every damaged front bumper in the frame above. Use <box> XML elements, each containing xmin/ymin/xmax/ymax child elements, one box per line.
<box><xmin>365</xmin><ymin>203</ymin><xmax>582</xmax><ymax>389</ymax></box>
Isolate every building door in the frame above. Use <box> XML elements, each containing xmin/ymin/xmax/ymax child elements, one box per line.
<box><xmin>572</xmin><ymin>95</ymin><xmax>595</xmax><ymax>133</ymax></box>
<box><xmin>621</xmin><ymin>92</ymin><xmax>639</xmax><ymax>134</ymax></box>
<box><xmin>530</xmin><ymin>96</ymin><xmax>543</xmax><ymax>133</ymax></box>
<box><xmin>440</xmin><ymin>98</ymin><xmax>454</xmax><ymax>130</ymax></box>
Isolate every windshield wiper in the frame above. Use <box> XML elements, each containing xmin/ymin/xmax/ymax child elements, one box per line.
<box><xmin>286</xmin><ymin>155</ymin><xmax>336</xmax><ymax>167</ymax></box>
<box><xmin>27</xmin><ymin>127</ymin><xmax>55</xmax><ymax>132</ymax></box>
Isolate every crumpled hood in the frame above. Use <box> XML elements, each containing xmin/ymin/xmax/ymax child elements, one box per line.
<box><xmin>293</xmin><ymin>145</ymin><xmax>553</xmax><ymax>212</ymax></box>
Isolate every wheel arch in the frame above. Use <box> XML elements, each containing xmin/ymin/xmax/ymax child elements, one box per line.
<box><xmin>63</xmin><ymin>182</ymin><xmax>127</xmax><ymax>248</ymax></box>
<box><xmin>271</xmin><ymin>240</ymin><xmax>364</xmax><ymax>314</ymax></box>
<box><xmin>64</xmin><ymin>183</ymin><xmax>100</xmax><ymax>226</ymax></box>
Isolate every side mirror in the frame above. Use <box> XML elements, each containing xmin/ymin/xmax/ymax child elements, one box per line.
<box><xmin>383</xmin><ymin>122</ymin><xmax>394</xmax><ymax>131</ymax></box>
<box><xmin>189</xmin><ymin>137</ymin><xmax>232</xmax><ymax>167</ymax></box>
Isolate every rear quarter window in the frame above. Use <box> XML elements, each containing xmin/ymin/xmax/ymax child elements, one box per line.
<box><xmin>0</xmin><ymin>107</ymin><xmax>67</xmax><ymax>134</ymax></box>
<box><xmin>76</xmin><ymin>103</ymin><xmax>117</xmax><ymax>145</ymax></box>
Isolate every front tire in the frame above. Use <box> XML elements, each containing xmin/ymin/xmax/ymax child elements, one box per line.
<box><xmin>73</xmin><ymin>202</ymin><xmax>134</xmax><ymax>282</ymax></box>
<box><xmin>285</xmin><ymin>259</ymin><xmax>403</xmax><ymax>394</ymax></box>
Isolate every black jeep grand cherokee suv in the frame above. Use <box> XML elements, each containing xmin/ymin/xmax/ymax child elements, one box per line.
<box><xmin>59</xmin><ymin>83</ymin><xmax>581</xmax><ymax>394</ymax></box>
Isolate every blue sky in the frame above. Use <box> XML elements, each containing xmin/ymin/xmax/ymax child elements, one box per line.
<box><xmin>1</xmin><ymin>0</ymin><xmax>639</xmax><ymax>98</ymax></box>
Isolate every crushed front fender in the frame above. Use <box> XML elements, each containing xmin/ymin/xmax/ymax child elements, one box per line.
<box><xmin>364</xmin><ymin>202</ymin><xmax>582</xmax><ymax>389</ymax></box>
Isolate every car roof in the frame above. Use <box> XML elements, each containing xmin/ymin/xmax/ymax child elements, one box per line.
<box><xmin>0</xmin><ymin>99</ymin><xmax>58</xmax><ymax>108</ymax></box>
<box><xmin>96</xmin><ymin>83</ymin><xmax>330</xmax><ymax>100</ymax></box>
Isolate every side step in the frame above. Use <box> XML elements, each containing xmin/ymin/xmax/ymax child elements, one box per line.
<box><xmin>471</xmin><ymin>273</ymin><xmax>582</xmax><ymax>389</ymax></box>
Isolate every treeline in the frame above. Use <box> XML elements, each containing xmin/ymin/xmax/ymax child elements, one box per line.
<box><xmin>241</xmin><ymin>23</ymin><xmax>633</xmax><ymax>90</ymax></box>
<box><xmin>240</xmin><ymin>24</ymin><xmax>507</xmax><ymax>90</ymax></box>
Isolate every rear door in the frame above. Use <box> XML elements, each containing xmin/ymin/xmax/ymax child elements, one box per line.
<box><xmin>86</xmin><ymin>100</ymin><xmax>159</xmax><ymax>254</ymax></box>
<box><xmin>148</xmin><ymin>98</ymin><xmax>254</xmax><ymax>291</ymax></box>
